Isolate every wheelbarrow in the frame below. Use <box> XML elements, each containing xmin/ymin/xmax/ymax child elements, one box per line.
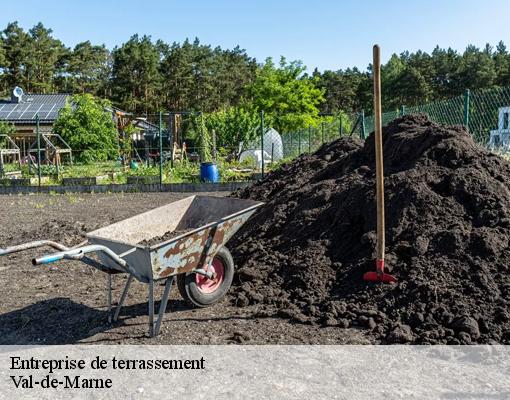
<box><xmin>0</xmin><ymin>195</ymin><xmax>263</xmax><ymax>337</ymax></box>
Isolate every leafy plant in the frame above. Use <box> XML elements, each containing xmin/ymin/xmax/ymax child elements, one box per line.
<box><xmin>53</xmin><ymin>94</ymin><xmax>119</xmax><ymax>163</ymax></box>
<box><xmin>165</xmin><ymin>160</ymin><xmax>199</xmax><ymax>183</ymax></box>
<box><xmin>126</xmin><ymin>165</ymin><xmax>159</xmax><ymax>176</ymax></box>
<box><xmin>247</xmin><ymin>57</ymin><xmax>324</xmax><ymax>132</ymax></box>
<box><xmin>201</xmin><ymin>107</ymin><xmax>262</xmax><ymax>159</ymax></box>
<box><xmin>119</xmin><ymin>123</ymin><xmax>136</xmax><ymax>163</ymax></box>
<box><xmin>0</xmin><ymin>121</ymin><xmax>15</xmax><ymax>136</ymax></box>
<box><xmin>0</xmin><ymin>121</ymin><xmax>15</xmax><ymax>149</ymax></box>
<box><xmin>187</xmin><ymin>114</ymin><xmax>212</xmax><ymax>162</ymax></box>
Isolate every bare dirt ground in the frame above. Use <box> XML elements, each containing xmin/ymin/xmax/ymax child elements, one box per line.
<box><xmin>0</xmin><ymin>192</ymin><xmax>369</xmax><ymax>345</ymax></box>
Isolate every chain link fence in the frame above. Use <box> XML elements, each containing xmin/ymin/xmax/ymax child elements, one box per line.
<box><xmin>280</xmin><ymin>112</ymin><xmax>360</xmax><ymax>159</ymax></box>
<box><xmin>362</xmin><ymin>86</ymin><xmax>510</xmax><ymax>146</ymax></box>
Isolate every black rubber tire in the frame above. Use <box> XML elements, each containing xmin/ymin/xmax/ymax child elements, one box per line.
<box><xmin>177</xmin><ymin>246</ymin><xmax>234</xmax><ymax>308</ymax></box>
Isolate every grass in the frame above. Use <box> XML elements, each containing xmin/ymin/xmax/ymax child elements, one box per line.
<box><xmin>64</xmin><ymin>192</ymin><xmax>80</xmax><ymax>204</ymax></box>
<box><xmin>2</xmin><ymin>163</ymin><xmax>22</xmax><ymax>173</ymax></box>
<box><xmin>60</xmin><ymin>161</ymin><xmax>122</xmax><ymax>178</ymax></box>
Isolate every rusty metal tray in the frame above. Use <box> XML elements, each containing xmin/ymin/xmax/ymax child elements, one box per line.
<box><xmin>86</xmin><ymin>195</ymin><xmax>262</xmax><ymax>282</ymax></box>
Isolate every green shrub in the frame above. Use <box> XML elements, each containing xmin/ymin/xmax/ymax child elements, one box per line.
<box><xmin>53</xmin><ymin>94</ymin><xmax>119</xmax><ymax>163</ymax></box>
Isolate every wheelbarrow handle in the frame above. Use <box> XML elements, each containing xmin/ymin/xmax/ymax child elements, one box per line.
<box><xmin>34</xmin><ymin>251</ymin><xmax>69</xmax><ymax>264</ymax></box>
<box><xmin>32</xmin><ymin>244</ymin><xmax>138</xmax><ymax>277</ymax></box>
<box><xmin>0</xmin><ymin>240</ymin><xmax>69</xmax><ymax>257</ymax></box>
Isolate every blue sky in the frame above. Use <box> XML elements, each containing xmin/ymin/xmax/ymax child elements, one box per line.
<box><xmin>1</xmin><ymin>0</ymin><xmax>509</xmax><ymax>72</ymax></box>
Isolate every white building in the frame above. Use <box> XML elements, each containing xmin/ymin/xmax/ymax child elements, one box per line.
<box><xmin>488</xmin><ymin>107</ymin><xmax>510</xmax><ymax>150</ymax></box>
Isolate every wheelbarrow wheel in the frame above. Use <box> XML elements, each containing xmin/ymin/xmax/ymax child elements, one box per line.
<box><xmin>177</xmin><ymin>246</ymin><xmax>234</xmax><ymax>308</ymax></box>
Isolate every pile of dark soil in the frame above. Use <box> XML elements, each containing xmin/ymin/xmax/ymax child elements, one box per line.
<box><xmin>229</xmin><ymin>114</ymin><xmax>510</xmax><ymax>344</ymax></box>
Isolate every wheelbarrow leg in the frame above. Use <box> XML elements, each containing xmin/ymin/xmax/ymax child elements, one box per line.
<box><xmin>113</xmin><ymin>274</ymin><xmax>134</xmax><ymax>322</ymax></box>
<box><xmin>107</xmin><ymin>273</ymin><xmax>113</xmax><ymax>324</ymax></box>
<box><xmin>154</xmin><ymin>277</ymin><xmax>174</xmax><ymax>337</ymax></box>
<box><xmin>148</xmin><ymin>277</ymin><xmax>174</xmax><ymax>337</ymax></box>
<box><xmin>148</xmin><ymin>280</ymin><xmax>155</xmax><ymax>337</ymax></box>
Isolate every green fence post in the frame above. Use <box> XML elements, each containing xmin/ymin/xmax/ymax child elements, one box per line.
<box><xmin>169</xmin><ymin>113</ymin><xmax>174</xmax><ymax>169</ymax></box>
<box><xmin>463</xmin><ymin>89</ymin><xmax>470</xmax><ymax>130</ymax></box>
<box><xmin>200</xmin><ymin>111</ymin><xmax>206</xmax><ymax>163</ymax></box>
<box><xmin>339</xmin><ymin>115</ymin><xmax>343</xmax><ymax>137</ymax></box>
<box><xmin>260</xmin><ymin>111</ymin><xmax>265</xmax><ymax>178</ymax></box>
<box><xmin>308</xmin><ymin>125</ymin><xmax>312</xmax><ymax>153</ymax></box>
<box><xmin>360</xmin><ymin>109</ymin><xmax>366</xmax><ymax>139</ymax></box>
<box><xmin>321</xmin><ymin>121</ymin><xmax>325</xmax><ymax>144</ymax></box>
<box><xmin>290</xmin><ymin>132</ymin><xmax>293</xmax><ymax>157</ymax></box>
<box><xmin>159</xmin><ymin>111</ymin><xmax>163</xmax><ymax>189</ymax></box>
<box><xmin>36</xmin><ymin>115</ymin><xmax>41</xmax><ymax>188</ymax></box>
<box><xmin>298</xmin><ymin>129</ymin><xmax>302</xmax><ymax>154</ymax></box>
<box><xmin>400</xmin><ymin>105</ymin><xmax>406</xmax><ymax>116</ymax></box>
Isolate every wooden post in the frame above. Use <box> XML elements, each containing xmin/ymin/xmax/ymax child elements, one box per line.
<box><xmin>36</xmin><ymin>115</ymin><xmax>41</xmax><ymax>188</ymax></box>
<box><xmin>373</xmin><ymin>45</ymin><xmax>385</xmax><ymax>269</ymax></box>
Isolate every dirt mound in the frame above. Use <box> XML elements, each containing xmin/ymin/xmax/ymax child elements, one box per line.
<box><xmin>229</xmin><ymin>114</ymin><xmax>510</xmax><ymax>344</ymax></box>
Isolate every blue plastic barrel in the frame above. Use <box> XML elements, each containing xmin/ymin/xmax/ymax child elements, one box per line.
<box><xmin>200</xmin><ymin>162</ymin><xmax>220</xmax><ymax>183</ymax></box>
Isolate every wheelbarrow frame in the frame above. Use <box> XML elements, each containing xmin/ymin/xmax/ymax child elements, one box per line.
<box><xmin>0</xmin><ymin>196</ymin><xmax>263</xmax><ymax>337</ymax></box>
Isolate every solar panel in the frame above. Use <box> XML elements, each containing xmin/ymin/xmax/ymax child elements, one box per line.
<box><xmin>18</xmin><ymin>104</ymin><xmax>34</xmax><ymax>119</ymax></box>
<box><xmin>0</xmin><ymin>94</ymin><xmax>70</xmax><ymax>122</ymax></box>
<box><xmin>31</xmin><ymin>106</ymin><xmax>47</xmax><ymax>119</ymax></box>
<box><xmin>38</xmin><ymin>104</ymin><xmax>54</xmax><ymax>111</ymax></box>
<box><xmin>31</xmin><ymin>104</ymin><xmax>45</xmax><ymax>119</ymax></box>
<box><xmin>4</xmin><ymin>104</ymin><xmax>21</xmax><ymax>120</ymax></box>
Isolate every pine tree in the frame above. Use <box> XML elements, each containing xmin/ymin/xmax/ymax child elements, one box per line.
<box><xmin>65</xmin><ymin>41</ymin><xmax>110</xmax><ymax>95</ymax></box>
<box><xmin>1</xmin><ymin>22</ymin><xmax>32</xmax><ymax>91</ymax></box>
<box><xmin>26</xmin><ymin>22</ymin><xmax>66</xmax><ymax>93</ymax></box>
<box><xmin>494</xmin><ymin>41</ymin><xmax>510</xmax><ymax>87</ymax></box>
<box><xmin>453</xmin><ymin>44</ymin><xmax>497</xmax><ymax>92</ymax></box>
<box><xmin>110</xmin><ymin>34</ymin><xmax>162</xmax><ymax>114</ymax></box>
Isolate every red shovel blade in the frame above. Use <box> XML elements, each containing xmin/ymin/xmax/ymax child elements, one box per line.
<box><xmin>363</xmin><ymin>259</ymin><xmax>397</xmax><ymax>283</ymax></box>
<box><xmin>363</xmin><ymin>271</ymin><xmax>397</xmax><ymax>283</ymax></box>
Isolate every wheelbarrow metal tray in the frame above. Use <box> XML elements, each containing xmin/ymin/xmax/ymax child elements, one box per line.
<box><xmin>86</xmin><ymin>195</ymin><xmax>262</xmax><ymax>282</ymax></box>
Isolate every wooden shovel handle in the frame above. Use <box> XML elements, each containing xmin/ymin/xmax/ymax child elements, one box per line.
<box><xmin>373</xmin><ymin>45</ymin><xmax>385</xmax><ymax>261</ymax></box>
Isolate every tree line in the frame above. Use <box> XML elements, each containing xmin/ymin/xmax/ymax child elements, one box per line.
<box><xmin>1</xmin><ymin>21</ymin><xmax>510</xmax><ymax>118</ymax></box>
<box><xmin>0</xmin><ymin>22</ymin><xmax>259</xmax><ymax>115</ymax></box>
<box><xmin>314</xmin><ymin>42</ymin><xmax>510</xmax><ymax>114</ymax></box>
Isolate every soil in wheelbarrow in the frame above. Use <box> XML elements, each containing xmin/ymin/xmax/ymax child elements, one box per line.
<box><xmin>138</xmin><ymin>230</ymin><xmax>193</xmax><ymax>247</ymax></box>
<box><xmin>230</xmin><ymin>114</ymin><xmax>510</xmax><ymax>344</ymax></box>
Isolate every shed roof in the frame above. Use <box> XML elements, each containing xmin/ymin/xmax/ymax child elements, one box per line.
<box><xmin>0</xmin><ymin>93</ymin><xmax>70</xmax><ymax>123</ymax></box>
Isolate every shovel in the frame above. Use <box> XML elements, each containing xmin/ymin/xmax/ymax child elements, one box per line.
<box><xmin>363</xmin><ymin>45</ymin><xmax>397</xmax><ymax>284</ymax></box>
